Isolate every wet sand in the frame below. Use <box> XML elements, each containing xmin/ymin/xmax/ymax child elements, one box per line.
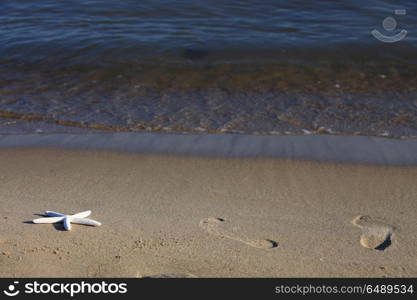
<box><xmin>1</xmin><ymin>133</ymin><xmax>417</xmax><ymax>165</ymax></box>
<box><xmin>0</xmin><ymin>144</ymin><xmax>417</xmax><ymax>277</ymax></box>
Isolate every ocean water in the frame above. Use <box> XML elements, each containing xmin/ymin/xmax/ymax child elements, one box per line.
<box><xmin>1</xmin><ymin>0</ymin><xmax>416</xmax><ymax>137</ymax></box>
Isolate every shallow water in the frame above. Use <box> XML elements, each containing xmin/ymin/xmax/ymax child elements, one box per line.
<box><xmin>1</xmin><ymin>0</ymin><xmax>417</xmax><ymax>137</ymax></box>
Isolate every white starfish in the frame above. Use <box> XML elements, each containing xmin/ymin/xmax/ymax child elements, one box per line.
<box><xmin>32</xmin><ymin>210</ymin><xmax>101</xmax><ymax>231</ymax></box>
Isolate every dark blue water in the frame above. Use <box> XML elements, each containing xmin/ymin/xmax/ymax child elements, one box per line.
<box><xmin>0</xmin><ymin>0</ymin><xmax>416</xmax><ymax>137</ymax></box>
<box><xmin>1</xmin><ymin>0</ymin><xmax>417</xmax><ymax>64</ymax></box>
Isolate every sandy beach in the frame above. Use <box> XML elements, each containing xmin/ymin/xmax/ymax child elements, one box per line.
<box><xmin>2</xmin><ymin>0</ymin><xmax>417</xmax><ymax>284</ymax></box>
<box><xmin>1</xmin><ymin>135</ymin><xmax>417</xmax><ymax>277</ymax></box>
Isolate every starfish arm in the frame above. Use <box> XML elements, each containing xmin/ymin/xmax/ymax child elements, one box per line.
<box><xmin>33</xmin><ymin>216</ymin><xmax>64</xmax><ymax>224</ymax></box>
<box><xmin>71</xmin><ymin>210</ymin><xmax>91</xmax><ymax>218</ymax></box>
<box><xmin>45</xmin><ymin>211</ymin><xmax>65</xmax><ymax>217</ymax></box>
<box><xmin>63</xmin><ymin>216</ymin><xmax>72</xmax><ymax>230</ymax></box>
<box><xmin>71</xmin><ymin>217</ymin><xmax>102</xmax><ymax>227</ymax></box>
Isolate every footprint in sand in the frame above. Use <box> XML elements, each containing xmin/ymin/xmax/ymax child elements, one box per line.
<box><xmin>352</xmin><ymin>216</ymin><xmax>394</xmax><ymax>250</ymax></box>
<box><xmin>199</xmin><ymin>217</ymin><xmax>278</xmax><ymax>249</ymax></box>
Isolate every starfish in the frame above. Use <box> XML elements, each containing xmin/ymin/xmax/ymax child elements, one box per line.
<box><xmin>32</xmin><ymin>210</ymin><xmax>101</xmax><ymax>231</ymax></box>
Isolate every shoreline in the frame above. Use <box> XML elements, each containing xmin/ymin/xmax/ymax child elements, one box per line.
<box><xmin>1</xmin><ymin>132</ymin><xmax>417</xmax><ymax>165</ymax></box>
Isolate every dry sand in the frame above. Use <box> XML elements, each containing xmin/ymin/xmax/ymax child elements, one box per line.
<box><xmin>1</xmin><ymin>147</ymin><xmax>417</xmax><ymax>277</ymax></box>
